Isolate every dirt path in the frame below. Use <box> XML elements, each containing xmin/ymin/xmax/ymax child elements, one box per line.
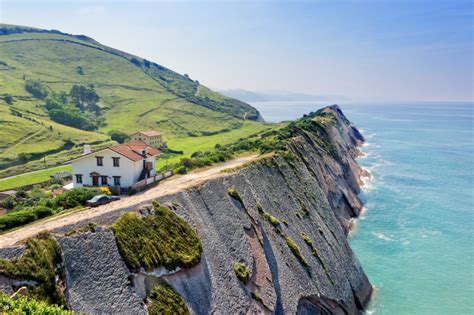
<box><xmin>0</xmin><ymin>154</ymin><xmax>257</xmax><ymax>248</ymax></box>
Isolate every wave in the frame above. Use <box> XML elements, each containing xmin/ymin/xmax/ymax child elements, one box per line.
<box><xmin>372</xmin><ymin>232</ymin><xmax>394</xmax><ymax>241</ymax></box>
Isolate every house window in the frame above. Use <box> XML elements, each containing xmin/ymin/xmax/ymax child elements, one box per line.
<box><xmin>101</xmin><ymin>176</ymin><xmax>108</xmax><ymax>185</ymax></box>
<box><xmin>96</xmin><ymin>156</ymin><xmax>103</xmax><ymax>166</ymax></box>
<box><xmin>113</xmin><ymin>176</ymin><xmax>121</xmax><ymax>187</ymax></box>
<box><xmin>75</xmin><ymin>174</ymin><xmax>83</xmax><ymax>184</ymax></box>
<box><xmin>112</xmin><ymin>157</ymin><xmax>120</xmax><ymax>167</ymax></box>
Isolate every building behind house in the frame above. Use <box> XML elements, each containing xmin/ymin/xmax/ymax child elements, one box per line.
<box><xmin>70</xmin><ymin>140</ymin><xmax>160</xmax><ymax>189</ymax></box>
<box><xmin>130</xmin><ymin>131</ymin><xmax>165</xmax><ymax>149</ymax></box>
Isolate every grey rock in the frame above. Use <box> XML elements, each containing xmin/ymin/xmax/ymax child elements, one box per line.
<box><xmin>58</xmin><ymin>227</ymin><xmax>146</xmax><ymax>314</ymax></box>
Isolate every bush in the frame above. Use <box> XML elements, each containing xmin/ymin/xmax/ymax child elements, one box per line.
<box><xmin>148</xmin><ymin>279</ymin><xmax>189</xmax><ymax>315</ymax></box>
<box><xmin>53</xmin><ymin>187</ymin><xmax>100</xmax><ymax>209</ymax></box>
<box><xmin>111</xmin><ymin>202</ymin><xmax>202</xmax><ymax>271</ymax></box>
<box><xmin>233</xmin><ymin>262</ymin><xmax>250</xmax><ymax>284</ymax></box>
<box><xmin>0</xmin><ymin>196</ymin><xmax>17</xmax><ymax>210</ymax></box>
<box><xmin>0</xmin><ymin>232</ymin><xmax>65</xmax><ymax>305</ymax></box>
<box><xmin>0</xmin><ymin>292</ymin><xmax>72</xmax><ymax>314</ymax></box>
<box><xmin>0</xmin><ymin>207</ymin><xmax>54</xmax><ymax>231</ymax></box>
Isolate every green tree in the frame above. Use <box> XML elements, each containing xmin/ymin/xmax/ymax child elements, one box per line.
<box><xmin>109</xmin><ymin>130</ymin><xmax>130</xmax><ymax>144</ymax></box>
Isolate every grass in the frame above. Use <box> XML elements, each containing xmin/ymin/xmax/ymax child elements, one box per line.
<box><xmin>148</xmin><ymin>279</ymin><xmax>189</xmax><ymax>315</ymax></box>
<box><xmin>0</xmin><ymin>232</ymin><xmax>64</xmax><ymax>305</ymax></box>
<box><xmin>110</xmin><ymin>201</ymin><xmax>202</xmax><ymax>271</ymax></box>
<box><xmin>0</xmin><ymin>26</ymin><xmax>264</xmax><ymax>177</ymax></box>
<box><xmin>155</xmin><ymin>122</ymin><xmax>272</xmax><ymax>170</ymax></box>
<box><xmin>0</xmin><ymin>165</ymin><xmax>71</xmax><ymax>190</ymax></box>
<box><xmin>0</xmin><ymin>292</ymin><xmax>72</xmax><ymax>314</ymax></box>
<box><xmin>233</xmin><ymin>262</ymin><xmax>251</xmax><ymax>284</ymax></box>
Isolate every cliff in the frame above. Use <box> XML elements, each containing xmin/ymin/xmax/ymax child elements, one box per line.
<box><xmin>0</xmin><ymin>105</ymin><xmax>372</xmax><ymax>314</ymax></box>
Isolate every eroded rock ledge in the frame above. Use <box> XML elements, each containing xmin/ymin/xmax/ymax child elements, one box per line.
<box><xmin>0</xmin><ymin>105</ymin><xmax>372</xmax><ymax>314</ymax></box>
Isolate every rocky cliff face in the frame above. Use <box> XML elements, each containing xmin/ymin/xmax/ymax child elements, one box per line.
<box><xmin>0</xmin><ymin>105</ymin><xmax>372</xmax><ymax>314</ymax></box>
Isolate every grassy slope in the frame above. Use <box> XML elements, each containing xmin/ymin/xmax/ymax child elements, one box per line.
<box><xmin>0</xmin><ymin>25</ymin><xmax>268</xmax><ymax>182</ymax></box>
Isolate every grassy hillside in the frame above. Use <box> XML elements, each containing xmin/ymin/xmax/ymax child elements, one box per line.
<box><xmin>0</xmin><ymin>24</ymin><xmax>266</xmax><ymax>179</ymax></box>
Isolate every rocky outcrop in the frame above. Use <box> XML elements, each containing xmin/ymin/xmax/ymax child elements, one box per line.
<box><xmin>0</xmin><ymin>105</ymin><xmax>372</xmax><ymax>314</ymax></box>
<box><xmin>58</xmin><ymin>227</ymin><xmax>146</xmax><ymax>314</ymax></box>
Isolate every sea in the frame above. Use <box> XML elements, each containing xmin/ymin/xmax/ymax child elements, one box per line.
<box><xmin>250</xmin><ymin>101</ymin><xmax>474</xmax><ymax>315</ymax></box>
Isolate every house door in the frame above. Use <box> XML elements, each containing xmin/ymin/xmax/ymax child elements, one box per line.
<box><xmin>92</xmin><ymin>175</ymin><xmax>99</xmax><ymax>187</ymax></box>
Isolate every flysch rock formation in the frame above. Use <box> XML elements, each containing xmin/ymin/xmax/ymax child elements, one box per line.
<box><xmin>0</xmin><ymin>105</ymin><xmax>372</xmax><ymax>314</ymax></box>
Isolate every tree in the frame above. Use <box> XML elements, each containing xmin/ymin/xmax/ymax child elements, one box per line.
<box><xmin>130</xmin><ymin>58</ymin><xmax>141</xmax><ymax>67</ymax></box>
<box><xmin>3</xmin><ymin>94</ymin><xmax>13</xmax><ymax>105</ymax></box>
<box><xmin>70</xmin><ymin>85</ymin><xmax>100</xmax><ymax>112</ymax></box>
<box><xmin>25</xmin><ymin>80</ymin><xmax>48</xmax><ymax>99</ymax></box>
<box><xmin>76</xmin><ymin>66</ymin><xmax>84</xmax><ymax>75</ymax></box>
<box><xmin>109</xmin><ymin>130</ymin><xmax>130</xmax><ymax>144</ymax></box>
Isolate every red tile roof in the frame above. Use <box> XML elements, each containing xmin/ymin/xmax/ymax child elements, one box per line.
<box><xmin>109</xmin><ymin>140</ymin><xmax>160</xmax><ymax>161</ymax></box>
<box><xmin>139</xmin><ymin>130</ymin><xmax>162</xmax><ymax>137</ymax></box>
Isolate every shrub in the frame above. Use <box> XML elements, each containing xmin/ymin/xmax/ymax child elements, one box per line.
<box><xmin>0</xmin><ymin>207</ymin><xmax>54</xmax><ymax>231</ymax></box>
<box><xmin>111</xmin><ymin>202</ymin><xmax>202</xmax><ymax>271</ymax></box>
<box><xmin>0</xmin><ymin>196</ymin><xmax>17</xmax><ymax>210</ymax></box>
<box><xmin>233</xmin><ymin>262</ymin><xmax>250</xmax><ymax>284</ymax></box>
<box><xmin>15</xmin><ymin>189</ymin><xmax>27</xmax><ymax>198</ymax></box>
<box><xmin>3</xmin><ymin>94</ymin><xmax>13</xmax><ymax>105</ymax></box>
<box><xmin>148</xmin><ymin>279</ymin><xmax>189</xmax><ymax>315</ymax></box>
<box><xmin>0</xmin><ymin>232</ymin><xmax>65</xmax><ymax>305</ymax></box>
<box><xmin>52</xmin><ymin>187</ymin><xmax>100</xmax><ymax>209</ymax></box>
<box><xmin>175</xmin><ymin>166</ymin><xmax>187</xmax><ymax>174</ymax></box>
<box><xmin>0</xmin><ymin>292</ymin><xmax>72</xmax><ymax>314</ymax></box>
<box><xmin>99</xmin><ymin>186</ymin><xmax>112</xmax><ymax>196</ymax></box>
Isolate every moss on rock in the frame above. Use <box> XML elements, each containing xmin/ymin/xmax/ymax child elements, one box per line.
<box><xmin>227</xmin><ymin>187</ymin><xmax>243</xmax><ymax>204</ymax></box>
<box><xmin>111</xmin><ymin>201</ymin><xmax>202</xmax><ymax>271</ymax></box>
<box><xmin>148</xmin><ymin>279</ymin><xmax>189</xmax><ymax>315</ymax></box>
<box><xmin>233</xmin><ymin>262</ymin><xmax>251</xmax><ymax>284</ymax></box>
<box><xmin>0</xmin><ymin>232</ymin><xmax>65</xmax><ymax>305</ymax></box>
<box><xmin>285</xmin><ymin>236</ymin><xmax>308</xmax><ymax>267</ymax></box>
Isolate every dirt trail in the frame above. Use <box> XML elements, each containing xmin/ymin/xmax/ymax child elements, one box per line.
<box><xmin>0</xmin><ymin>154</ymin><xmax>258</xmax><ymax>248</ymax></box>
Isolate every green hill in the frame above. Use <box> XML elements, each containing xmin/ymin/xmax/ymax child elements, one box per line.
<box><xmin>0</xmin><ymin>24</ymin><xmax>266</xmax><ymax>178</ymax></box>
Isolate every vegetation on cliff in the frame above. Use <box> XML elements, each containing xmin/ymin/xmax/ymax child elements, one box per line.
<box><xmin>0</xmin><ymin>292</ymin><xmax>72</xmax><ymax>314</ymax></box>
<box><xmin>0</xmin><ymin>232</ymin><xmax>65</xmax><ymax>305</ymax></box>
<box><xmin>148</xmin><ymin>279</ymin><xmax>190</xmax><ymax>315</ymax></box>
<box><xmin>165</xmin><ymin>108</ymin><xmax>340</xmax><ymax>174</ymax></box>
<box><xmin>111</xmin><ymin>201</ymin><xmax>202</xmax><ymax>271</ymax></box>
<box><xmin>233</xmin><ymin>262</ymin><xmax>251</xmax><ymax>284</ymax></box>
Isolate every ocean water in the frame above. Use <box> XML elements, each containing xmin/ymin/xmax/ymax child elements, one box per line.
<box><xmin>251</xmin><ymin>101</ymin><xmax>474</xmax><ymax>314</ymax></box>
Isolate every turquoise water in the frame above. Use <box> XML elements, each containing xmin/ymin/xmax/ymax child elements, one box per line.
<box><xmin>251</xmin><ymin>101</ymin><xmax>474</xmax><ymax>314</ymax></box>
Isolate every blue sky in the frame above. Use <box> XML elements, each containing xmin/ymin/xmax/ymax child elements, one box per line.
<box><xmin>1</xmin><ymin>0</ymin><xmax>472</xmax><ymax>101</ymax></box>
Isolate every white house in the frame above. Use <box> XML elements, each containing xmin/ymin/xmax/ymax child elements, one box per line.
<box><xmin>130</xmin><ymin>130</ymin><xmax>164</xmax><ymax>149</ymax></box>
<box><xmin>70</xmin><ymin>140</ymin><xmax>160</xmax><ymax>189</ymax></box>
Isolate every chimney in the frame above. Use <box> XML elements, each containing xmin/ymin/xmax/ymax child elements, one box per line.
<box><xmin>83</xmin><ymin>144</ymin><xmax>91</xmax><ymax>155</ymax></box>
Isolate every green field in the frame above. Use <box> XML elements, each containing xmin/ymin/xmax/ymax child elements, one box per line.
<box><xmin>0</xmin><ymin>165</ymin><xmax>72</xmax><ymax>191</ymax></box>
<box><xmin>0</xmin><ymin>24</ymin><xmax>265</xmax><ymax>181</ymax></box>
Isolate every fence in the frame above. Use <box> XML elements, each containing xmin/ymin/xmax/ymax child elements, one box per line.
<box><xmin>131</xmin><ymin>170</ymin><xmax>173</xmax><ymax>191</ymax></box>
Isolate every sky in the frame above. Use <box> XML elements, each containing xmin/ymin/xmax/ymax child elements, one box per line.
<box><xmin>0</xmin><ymin>0</ymin><xmax>473</xmax><ymax>101</ymax></box>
